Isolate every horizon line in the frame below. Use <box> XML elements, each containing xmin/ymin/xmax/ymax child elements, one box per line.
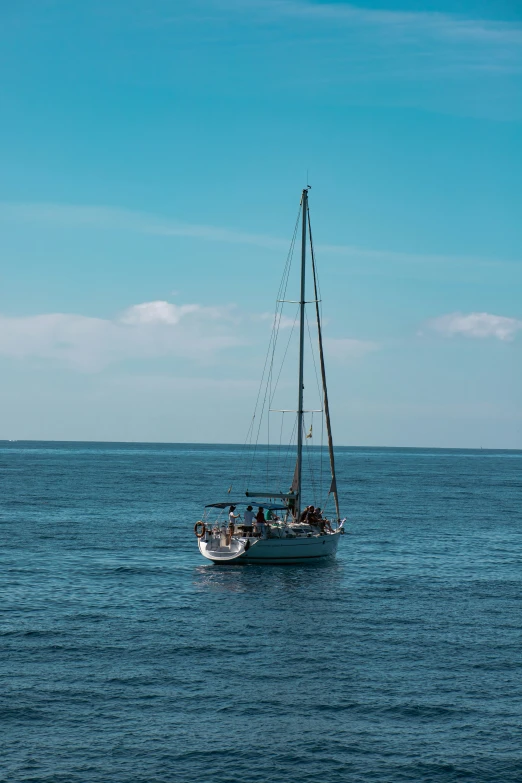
<box><xmin>1</xmin><ymin>438</ymin><xmax>520</xmax><ymax>452</ymax></box>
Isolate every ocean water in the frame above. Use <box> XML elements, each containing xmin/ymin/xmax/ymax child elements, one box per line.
<box><xmin>1</xmin><ymin>442</ymin><xmax>521</xmax><ymax>783</ymax></box>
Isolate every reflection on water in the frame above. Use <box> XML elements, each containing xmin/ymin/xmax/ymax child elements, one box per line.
<box><xmin>192</xmin><ymin>555</ymin><xmax>345</xmax><ymax>593</ymax></box>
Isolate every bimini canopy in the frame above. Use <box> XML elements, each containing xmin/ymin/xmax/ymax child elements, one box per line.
<box><xmin>205</xmin><ymin>501</ymin><xmax>288</xmax><ymax>511</ymax></box>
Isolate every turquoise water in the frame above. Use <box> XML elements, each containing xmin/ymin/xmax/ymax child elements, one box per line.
<box><xmin>1</xmin><ymin>442</ymin><xmax>521</xmax><ymax>782</ymax></box>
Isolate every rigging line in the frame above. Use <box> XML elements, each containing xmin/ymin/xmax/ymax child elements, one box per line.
<box><xmin>267</xmin><ymin>229</ymin><xmax>298</xmax><ymax>405</ymax></box>
<box><xmin>321</xmin><ymin>404</ymin><xmax>324</xmax><ymax>504</ymax></box>
<box><xmin>267</xmin><ymin>395</ymin><xmax>271</xmax><ymax>492</ymax></box>
<box><xmin>273</xmin><ymin>206</ymin><xmax>300</xmax><ymax>329</ymax></box>
<box><xmin>250</xmin><ymin>298</ymin><xmax>293</xmax><ymax>485</ymax></box>
<box><xmin>322</xmin><ymin>492</ymin><xmax>332</xmax><ymax>517</ymax></box>
<box><xmin>252</xmin><ymin>307</ymin><xmax>284</xmax><ymax>467</ymax></box>
<box><xmin>307</xmin><ymin>203</ymin><xmax>323</xmax><ymax>315</ymax></box>
<box><xmin>305</xmin><ymin>308</ymin><xmax>323</xmax><ymax>406</ymax></box>
<box><xmin>277</xmin><ymin>410</ymin><xmax>285</xmax><ymax>480</ymax></box>
<box><xmin>268</xmin><ymin>306</ymin><xmax>299</xmax><ymax>409</ymax></box>
<box><xmin>246</xmin><ymin>208</ymin><xmax>300</xmax><ymax>486</ymax></box>
<box><xmin>245</xmin><ymin>198</ymin><xmax>300</xmax><ymax>490</ymax></box>
<box><xmin>301</xmin><ymin>285</ymin><xmax>323</xmax><ymax>506</ymax></box>
<box><xmin>304</xmin><ymin>306</ymin><xmax>324</xmax><ymax>504</ymax></box>
<box><xmin>240</xmin><ymin>414</ymin><xmax>256</xmax><ymax>491</ymax></box>
<box><xmin>252</xmin><ymin>304</ymin><xmax>283</xmax><ymax>431</ymax></box>
<box><xmin>281</xmin><ymin>414</ymin><xmax>298</xmax><ymax>478</ymax></box>
<box><xmin>270</xmin><ymin>203</ymin><xmax>301</xmax><ymax>373</ymax></box>
<box><xmin>309</xmin><ymin>412</ymin><xmax>318</xmax><ymax>506</ymax></box>
<box><xmin>246</xmin><ymin>321</ymin><xmax>277</xmax><ymax>485</ymax></box>
<box><xmin>303</xmin><ymin>419</ymin><xmax>317</xmax><ymax>503</ymax></box>
<box><xmin>248</xmin><ymin>329</ymin><xmax>277</xmax><ymax>486</ymax></box>
<box><xmin>261</xmin><ymin>264</ymin><xmax>298</xmax><ymax>491</ymax></box>
<box><xmin>256</xmin><ymin>206</ymin><xmax>300</xmax><ymax>431</ymax></box>
<box><xmin>307</xmin><ymin>204</ymin><xmax>325</xmax><ymax>360</ymax></box>
<box><xmin>276</xmin><ymin>205</ymin><xmax>300</xmax><ymax>301</ymax></box>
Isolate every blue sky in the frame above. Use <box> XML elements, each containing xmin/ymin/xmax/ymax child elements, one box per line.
<box><xmin>0</xmin><ymin>0</ymin><xmax>521</xmax><ymax>447</ymax></box>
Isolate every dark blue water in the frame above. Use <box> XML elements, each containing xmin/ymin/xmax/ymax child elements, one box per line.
<box><xmin>1</xmin><ymin>442</ymin><xmax>521</xmax><ymax>783</ymax></box>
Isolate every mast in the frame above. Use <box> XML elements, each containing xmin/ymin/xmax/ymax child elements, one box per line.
<box><xmin>295</xmin><ymin>187</ymin><xmax>308</xmax><ymax>519</ymax></box>
<box><xmin>308</xmin><ymin>206</ymin><xmax>341</xmax><ymax>521</ymax></box>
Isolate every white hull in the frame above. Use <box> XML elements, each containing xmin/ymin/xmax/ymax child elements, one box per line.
<box><xmin>198</xmin><ymin>531</ymin><xmax>341</xmax><ymax>564</ymax></box>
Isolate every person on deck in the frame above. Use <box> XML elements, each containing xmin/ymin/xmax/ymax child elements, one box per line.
<box><xmin>228</xmin><ymin>505</ymin><xmax>240</xmax><ymax>529</ymax></box>
<box><xmin>313</xmin><ymin>507</ymin><xmax>326</xmax><ymax>533</ymax></box>
<box><xmin>300</xmin><ymin>505</ymin><xmax>312</xmax><ymax>522</ymax></box>
<box><xmin>306</xmin><ymin>507</ymin><xmax>318</xmax><ymax>526</ymax></box>
<box><xmin>324</xmin><ymin>517</ymin><xmax>334</xmax><ymax>533</ymax></box>
<box><xmin>243</xmin><ymin>505</ymin><xmax>255</xmax><ymax>535</ymax></box>
<box><xmin>255</xmin><ymin>507</ymin><xmax>267</xmax><ymax>538</ymax></box>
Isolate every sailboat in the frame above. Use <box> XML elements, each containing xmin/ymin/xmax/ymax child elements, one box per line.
<box><xmin>195</xmin><ymin>188</ymin><xmax>345</xmax><ymax>563</ymax></box>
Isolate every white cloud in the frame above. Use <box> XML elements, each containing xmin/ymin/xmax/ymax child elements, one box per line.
<box><xmin>229</xmin><ymin>1</ymin><xmax>522</xmax><ymax>46</ymax></box>
<box><xmin>0</xmin><ymin>302</ymin><xmax>244</xmax><ymax>372</ymax></box>
<box><xmin>426</xmin><ymin>312</ymin><xmax>522</xmax><ymax>341</ymax></box>
<box><xmin>323</xmin><ymin>337</ymin><xmax>379</xmax><ymax>361</ymax></box>
<box><xmin>120</xmin><ymin>301</ymin><xmax>201</xmax><ymax>325</ymax></box>
<box><xmin>214</xmin><ymin>0</ymin><xmax>522</xmax><ymax>99</ymax></box>
<box><xmin>258</xmin><ymin>311</ymin><xmax>298</xmax><ymax>329</ymax></box>
<box><xmin>0</xmin><ymin>300</ymin><xmax>379</xmax><ymax>373</ymax></box>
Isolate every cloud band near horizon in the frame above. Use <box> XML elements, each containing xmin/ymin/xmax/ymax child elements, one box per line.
<box><xmin>0</xmin><ymin>300</ymin><xmax>378</xmax><ymax>372</ymax></box>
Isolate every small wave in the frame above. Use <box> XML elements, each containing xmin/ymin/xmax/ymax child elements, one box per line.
<box><xmin>0</xmin><ymin>628</ymin><xmax>61</xmax><ymax>638</ymax></box>
<box><xmin>100</xmin><ymin>564</ymin><xmax>172</xmax><ymax>575</ymax></box>
<box><xmin>0</xmin><ymin>706</ymin><xmax>47</xmax><ymax>721</ymax></box>
<box><xmin>379</xmin><ymin>703</ymin><xmax>466</xmax><ymax>718</ymax></box>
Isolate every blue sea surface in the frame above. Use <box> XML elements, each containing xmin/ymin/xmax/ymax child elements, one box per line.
<box><xmin>1</xmin><ymin>442</ymin><xmax>521</xmax><ymax>783</ymax></box>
